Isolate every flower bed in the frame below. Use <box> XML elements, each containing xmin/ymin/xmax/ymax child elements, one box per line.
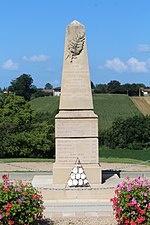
<box><xmin>0</xmin><ymin>174</ymin><xmax>45</xmax><ymax>225</ymax></box>
<box><xmin>110</xmin><ymin>176</ymin><xmax>150</xmax><ymax>225</ymax></box>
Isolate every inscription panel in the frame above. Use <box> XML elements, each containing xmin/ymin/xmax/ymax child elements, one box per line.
<box><xmin>56</xmin><ymin>119</ymin><xmax>98</xmax><ymax>137</ymax></box>
<box><xmin>56</xmin><ymin>138</ymin><xmax>98</xmax><ymax>163</ymax></box>
<box><xmin>60</xmin><ymin>71</ymin><xmax>93</xmax><ymax>109</ymax></box>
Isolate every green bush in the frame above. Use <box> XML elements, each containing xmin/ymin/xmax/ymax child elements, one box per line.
<box><xmin>1</xmin><ymin>124</ymin><xmax>55</xmax><ymax>158</ymax></box>
<box><xmin>100</xmin><ymin>115</ymin><xmax>150</xmax><ymax>150</ymax></box>
<box><xmin>0</xmin><ymin>174</ymin><xmax>44</xmax><ymax>224</ymax></box>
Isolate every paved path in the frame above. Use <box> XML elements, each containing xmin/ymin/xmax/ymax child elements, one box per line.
<box><xmin>0</xmin><ymin>162</ymin><xmax>149</xmax><ymax>172</ymax></box>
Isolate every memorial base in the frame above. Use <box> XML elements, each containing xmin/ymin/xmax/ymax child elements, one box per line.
<box><xmin>53</xmin><ymin>163</ymin><xmax>102</xmax><ymax>186</ymax></box>
<box><xmin>32</xmin><ymin>168</ymin><xmax>118</xmax><ymax>201</ymax></box>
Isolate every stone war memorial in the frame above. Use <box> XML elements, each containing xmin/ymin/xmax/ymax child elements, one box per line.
<box><xmin>53</xmin><ymin>20</ymin><xmax>101</xmax><ymax>187</ymax></box>
<box><xmin>32</xmin><ymin>20</ymin><xmax>102</xmax><ymax>199</ymax></box>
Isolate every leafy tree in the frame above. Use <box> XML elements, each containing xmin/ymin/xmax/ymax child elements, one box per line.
<box><xmin>31</xmin><ymin>89</ymin><xmax>50</xmax><ymax>99</ymax></box>
<box><xmin>45</xmin><ymin>83</ymin><xmax>53</xmax><ymax>89</ymax></box>
<box><xmin>128</xmin><ymin>83</ymin><xmax>145</xmax><ymax>96</ymax></box>
<box><xmin>121</xmin><ymin>83</ymin><xmax>131</xmax><ymax>95</ymax></box>
<box><xmin>94</xmin><ymin>81</ymin><xmax>146</xmax><ymax>96</ymax></box>
<box><xmin>2</xmin><ymin>123</ymin><xmax>55</xmax><ymax>158</ymax></box>
<box><xmin>0</xmin><ymin>93</ymin><xmax>34</xmax><ymax>131</ymax></box>
<box><xmin>0</xmin><ymin>93</ymin><xmax>55</xmax><ymax>158</ymax></box>
<box><xmin>107</xmin><ymin>80</ymin><xmax>121</xmax><ymax>94</ymax></box>
<box><xmin>95</xmin><ymin>84</ymin><xmax>107</xmax><ymax>93</ymax></box>
<box><xmin>9</xmin><ymin>74</ymin><xmax>34</xmax><ymax>100</ymax></box>
<box><xmin>100</xmin><ymin>115</ymin><xmax>150</xmax><ymax>150</ymax></box>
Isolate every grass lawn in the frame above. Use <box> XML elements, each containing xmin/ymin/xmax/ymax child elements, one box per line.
<box><xmin>0</xmin><ymin>149</ymin><xmax>149</xmax><ymax>165</ymax></box>
<box><xmin>100</xmin><ymin>148</ymin><xmax>150</xmax><ymax>165</ymax></box>
<box><xmin>0</xmin><ymin>158</ymin><xmax>55</xmax><ymax>163</ymax></box>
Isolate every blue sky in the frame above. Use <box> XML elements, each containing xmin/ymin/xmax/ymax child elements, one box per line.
<box><xmin>0</xmin><ymin>0</ymin><xmax>150</xmax><ymax>88</ymax></box>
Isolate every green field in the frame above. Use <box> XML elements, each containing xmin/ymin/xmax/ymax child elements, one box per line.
<box><xmin>93</xmin><ymin>94</ymin><xmax>141</xmax><ymax>130</ymax></box>
<box><xmin>100</xmin><ymin>148</ymin><xmax>150</xmax><ymax>165</ymax></box>
<box><xmin>30</xmin><ymin>94</ymin><xmax>141</xmax><ymax>130</ymax></box>
<box><xmin>30</xmin><ymin>96</ymin><xmax>59</xmax><ymax>114</ymax></box>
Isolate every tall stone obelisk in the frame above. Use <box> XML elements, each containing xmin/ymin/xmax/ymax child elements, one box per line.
<box><xmin>53</xmin><ymin>20</ymin><xmax>101</xmax><ymax>186</ymax></box>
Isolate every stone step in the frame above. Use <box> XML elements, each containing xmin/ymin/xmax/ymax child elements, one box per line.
<box><xmin>43</xmin><ymin>200</ymin><xmax>113</xmax><ymax>218</ymax></box>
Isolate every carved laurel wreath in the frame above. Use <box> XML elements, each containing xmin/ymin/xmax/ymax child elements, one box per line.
<box><xmin>66</xmin><ymin>32</ymin><xmax>85</xmax><ymax>63</ymax></box>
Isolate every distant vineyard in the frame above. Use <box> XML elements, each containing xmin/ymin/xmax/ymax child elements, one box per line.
<box><xmin>131</xmin><ymin>96</ymin><xmax>150</xmax><ymax>116</ymax></box>
<box><xmin>30</xmin><ymin>94</ymin><xmax>141</xmax><ymax>130</ymax></box>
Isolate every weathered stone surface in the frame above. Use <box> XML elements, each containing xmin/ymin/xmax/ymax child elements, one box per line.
<box><xmin>59</xmin><ymin>20</ymin><xmax>93</xmax><ymax>110</ymax></box>
<box><xmin>55</xmin><ymin>138</ymin><xmax>98</xmax><ymax>163</ymax></box>
<box><xmin>55</xmin><ymin>118</ymin><xmax>98</xmax><ymax>138</ymax></box>
<box><xmin>54</xmin><ymin>20</ymin><xmax>101</xmax><ymax>186</ymax></box>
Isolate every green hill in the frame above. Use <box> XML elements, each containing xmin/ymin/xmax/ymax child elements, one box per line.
<box><xmin>30</xmin><ymin>96</ymin><xmax>59</xmax><ymax>114</ymax></box>
<box><xmin>93</xmin><ymin>94</ymin><xmax>141</xmax><ymax>130</ymax></box>
<box><xmin>30</xmin><ymin>94</ymin><xmax>141</xmax><ymax>130</ymax></box>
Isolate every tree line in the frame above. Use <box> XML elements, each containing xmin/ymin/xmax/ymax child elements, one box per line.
<box><xmin>92</xmin><ymin>80</ymin><xmax>150</xmax><ymax>96</ymax></box>
<box><xmin>1</xmin><ymin>74</ymin><xmax>53</xmax><ymax>101</ymax></box>
<box><xmin>1</xmin><ymin>74</ymin><xmax>150</xmax><ymax>101</ymax></box>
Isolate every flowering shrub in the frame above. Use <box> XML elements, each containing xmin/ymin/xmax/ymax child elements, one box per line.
<box><xmin>0</xmin><ymin>174</ymin><xmax>45</xmax><ymax>225</ymax></box>
<box><xmin>110</xmin><ymin>176</ymin><xmax>150</xmax><ymax>225</ymax></box>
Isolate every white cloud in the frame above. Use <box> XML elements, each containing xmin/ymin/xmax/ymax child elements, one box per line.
<box><xmin>127</xmin><ymin>57</ymin><xmax>148</xmax><ymax>73</ymax></box>
<box><xmin>104</xmin><ymin>58</ymin><xmax>128</xmax><ymax>73</ymax></box>
<box><xmin>136</xmin><ymin>44</ymin><xmax>150</xmax><ymax>52</ymax></box>
<box><xmin>23</xmin><ymin>54</ymin><xmax>50</xmax><ymax>62</ymax></box>
<box><xmin>103</xmin><ymin>57</ymin><xmax>149</xmax><ymax>73</ymax></box>
<box><xmin>2</xmin><ymin>59</ymin><xmax>18</xmax><ymax>70</ymax></box>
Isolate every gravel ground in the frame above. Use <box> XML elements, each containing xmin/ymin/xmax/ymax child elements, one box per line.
<box><xmin>35</xmin><ymin>217</ymin><xmax>117</xmax><ymax>225</ymax></box>
<box><xmin>0</xmin><ymin>162</ymin><xmax>149</xmax><ymax>172</ymax></box>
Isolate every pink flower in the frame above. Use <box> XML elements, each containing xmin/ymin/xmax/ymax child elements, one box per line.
<box><xmin>0</xmin><ymin>214</ymin><xmax>3</xmax><ymax>219</ymax></box>
<box><xmin>15</xmin><ymin>188</ymin><xmax>20</xmax><ymax>192</ymax></box>
<box><xmin>126</xmin><ymin>195</ymin><xmax>131</xmax><ymax>199</ymax></box>
<box><xmin>115</xmin><ymin>189</ymin><xmax>118</xmax><ymax>195</ymax></box>
<box><xmin>132</xmin><ymin>198</ymin><xmax>137</xmax><ymax>205</ymax></box>
<box><xmin>140</xmin><ymin>209</ymin><xmax>146</xmax><ymax>214</ymax></box>
<box><xmin>2</xmin><ymin>174</ymin><xmax>9</xmax><ymax>182</ymax></box>
<box><xmin>136</xmin><ymin>216</ymin><xmax>146</xmax><ymax>223</ymax></box>
<box><xmin>4</xmin><ymin>186</ymin><xmax>10</xmax><ymax>191</ymax></box>
<box><xmin>142</xmin><ymin>192</ymin><xmax>147</xmax><ymax>196</ymax></box>
<box><xmin>8</xmin><ymin>220</ymin><xmax>15</xmax><ymax>225</ymax></box>
<box><xmin>127</xmin><ymin>202</ymin><xmax>133</xmax><ymax>206</ymax></box>
<box><xmin>130</xmin><ymin>222</ymin><xmax>136</xmax><ymax>225</ymax></box>
<box><xmin>116</xmin><ymin>209</ymin><xmax>121</xmax><ymax>214</ymax></box>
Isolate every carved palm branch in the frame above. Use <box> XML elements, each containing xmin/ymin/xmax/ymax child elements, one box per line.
<box><xmin>66</xmin><ymin>32</ymin><xmax>85</xmax><ymax>62</ymax></box>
